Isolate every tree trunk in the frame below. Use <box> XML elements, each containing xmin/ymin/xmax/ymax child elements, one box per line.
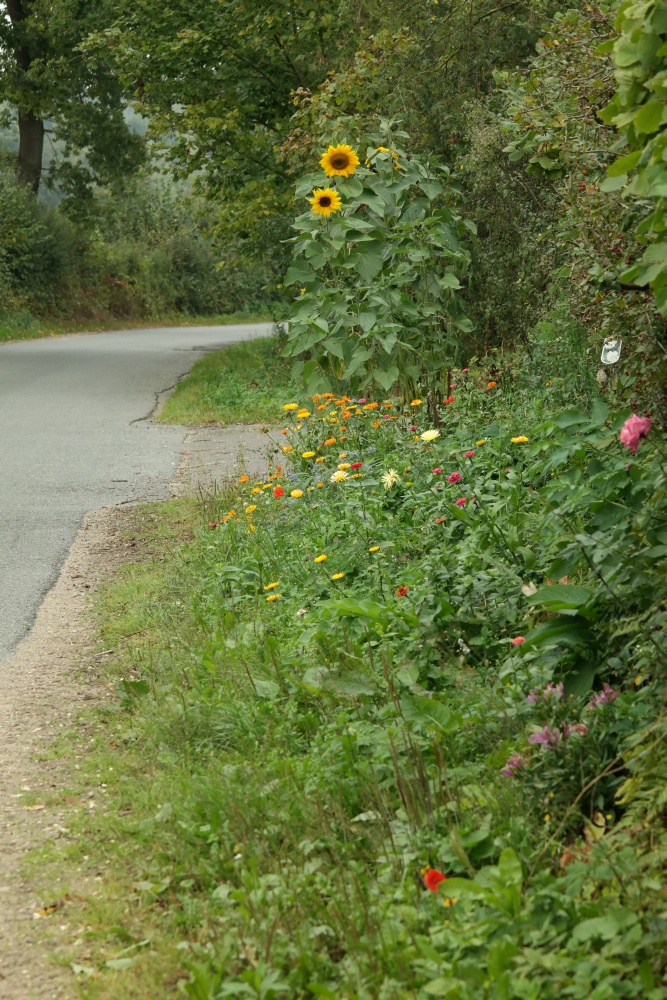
<box><xmin>17</xmin><ymin>110</ymin><xmax>44</xmax><ymax>194</ymax></box>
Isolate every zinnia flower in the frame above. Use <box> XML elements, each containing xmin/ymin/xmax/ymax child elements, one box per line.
<box><xmin>455</xmin><ymin>497</ymin><xmax>467</xmax><ymax>507</ymax></box>
<box><xmin>511</xmin><ymin>436</ymin><xmax>529</xmax><ymax>444</ymax></box>
<box><xmin>422</xmin><ymin>868</ymin><xmax>447</xmax><ymax>892</ymax></box>
<box><xmin>619</xmin><ymin>414</ymin><xmax>652</xmax><ymax>454</ymax></box>
<box><xmin>273</xmin><ymin>486</ymin><xmax>285</xmax><ymax>498</ymax></box>
<box><xmin>432</xmin><ymin>467</ymin><xmax>442</xmax><ymax>475</ymax></box>
<box><xmin>309</xmin><ymin>187</ymin><xmax>342</xmax><ymax>216</ymax></box>
<box><xmin>462</xmin><ymin>368</ymin><xmax>470</xmax><ymax>373</ymax></box>
<box><xmin>320</xmin><ymin>143</ymin><xmax>360</xmax><ymax>177</ymax></box>
<box><xmin>314</xmin><ymin>554</ymin><xmax>327</xmax><ymax>563</ymax></box>
<box><xmin>290</xmin><ymin>489</ymin><xmax>304</xmax><ymax>498</ymax></box>
<box><xmin>421</xmin><ymin>429</ymin><xmax>440</xmax><ymax>443</ymax></box>
<box><xmin>302</xmin><ymin>451</ymin><xmax>315</xmax><ymax>459</ymax></box>
<box><xmin>443</xmin><ymin>395</ymin><xmax>455</xmax><ymax>404</ymax></box>
<box><xmin>435</xmin><ymin>517</ymin><xmax>446</xmax><ymax>524</ymax></box>
<box><xmin>264</xmin><ymin>581</ymin><xmax>279</xmax><ymax>591</ymax></box>
<box><xmin>411</xmin><ymin>399</ymin><xmax>423</xmax><ymax>407</ymax></box>
<box><xmin>382</xmin><ymin>469</ymin><xmax>401</xmax><ymax>489</ymax></box>
<box><xmin>350</xmin><ymin>461</ymin><xmax>363</xmax><ymax>470</ymax></box>
<box><xmin>447</xmin><ymin>472</ymin><xmax>461</xmax><ymax>484</ymax></box>
<box><xmin>511</xmin><ymin>636</ymin><xmax>525</xmax><ymax>647</ymax></box>
<box><xmin>331</xmin><ymin>470</ymin><xmax>349</xmax><ymax>482</ymax></box>
<box><xmin>396</xmin><ymin>585</ymin><xmax>409</xmax><ymax>597</ymax></box>
<box><xmin>463</xmin><ymin>450</ymin><xmax>475</xmax><ymax>459</ymax></box>
<box><xmin>331</xmin><ymin>572</ymin><xmax>345</xmax><ymax>581</ymax></box>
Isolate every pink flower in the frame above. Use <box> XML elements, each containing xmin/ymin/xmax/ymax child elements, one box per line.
<box><xmin>620</xmin><ymin>414</ymin><xmax>652</xmax><ymax>454</ymax></box>
<box><xmin>382</xmin><ymin>414</ymin><xmax>391</xmax><ymax>419</ymax></box>
<box><xmin>462</xmin><ymin>368</ymin><xmax>469</xmax><ymax>373</ymax></box>
<box><xmin>501</xmin><ymin>752</ymin><xmax>526</xmax><ymax>778</ymax></box>
<box><xmin>463</xmin><ymin>450</ymin><xmax>475</xmax><ymax>459</ymax></box>
<box><xmin>296</xmin><ymin>608</ymin><xmax>308</xmax><ymax>616</ymax></box>
<box><xmin>528</xmin><ymin>726</ymin><xmax>562</xmax><ymax>748</ymax></box>
<box><xmin>455</xmin><ymin>497</ymin><xmax>467</xmax><ymax>507</ymax></box>
<box><xmin>563</xmin><ymin>722</ymin><xmax>588</xmax><ymax>738</ymax></box>
<box><xmin>357</xmin><ymin>398</ymin><xmax>367</xmax><ymax>404</ymax></box>
<box><xmin>450</xmin><ymin>383</ymin><xmax>457</xmax><ymax>388</ymax></box>
<box><xmin>447</xmin><ymin>472</ymin><xmax>462</xmax><ymax>484</ymax></box>
<box><xmin>544</xmin><ymin>682</ymin><xmax>564</xmax><ymax>700</ymax></box>
<box><xmin>511</xmin><ymin>636</ymin><xmax>526</xmax><ymax>648</ymax></box>
<box><xmin>410</xmin><ymin>425</ymin><xmax>418</xmax><ymax>432</ymax></box>
<box><xmin>588</xmin><ymin>683</ymin><xmax>619</xmax><ymax>709</ymax></box>
<box><xmin>432</xmin><ymin>467</ymin><xmax>443</xmax><ymax>475</ymax></box>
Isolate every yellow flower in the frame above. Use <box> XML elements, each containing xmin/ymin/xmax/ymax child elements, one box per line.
<box><xmin>262</xmin><ymin>484</ymin><xmax>272</xmax><ymax>490</ymax></box>
<box><xmin>290</xmin><ymin>489</ymin><xmax>304</xmax><ymax>498</ymax></box>
<box><xmin>245</xmin><ymin>504</ymin><xmax>257</xmax><ymax>513</ymax></box>
<box><xmin>227</xmin><ymin>509</ymin><xmax>236</xmax><ymax>518</ymax></box>
<box><xmin>411</xmin><ymin>399</ymin><xmax>423</xmax><ymax>406</ymax></box>
<box><xmin>420</xmin><ymin>429</ymin><xmax>440</xmax><ymax>443</ymax></box>
<box><xmin>283</xmin><ymin>403</ymin><xmax>298</xmax><ymax>411</ymax></box>
<box><xmin>320</xmin><ymin>143</ymin><xmax>360</xmax><ymax>178</ymax></box>
<box><xmin>316</xmin><ymin>482</ymin><xmax>324</xmax><ymax>488</ymax></box>
<box><xmin>545</xmin><ymin>380</ymin><xmax>551</xmax><ymax>386</ymax></box>
<box><xmin>331</xmin><ymin>470</ymin><xmax>349</xmax><ymax>482</ymax></box>
<box><xmin>338</xmin><ymin>462</ymin><xmax>351</xmax><ymax>471</ymax></box>
<box><xmin>282</xmin><ymin>445</ymin><xmax>293</xmax><ymax>453</ymax></box>
<box><xmin>338</xmin><ymin>452</ymin><xmax>347</xmax><ymax>458</ymax></box>
<box><xmin>247</xmin><ymin>524</ymin><xmax>256</xmax><ymax>533</ymax></box>
<box><xmin>264</xmin><ymin>581</ymin><xmax>279</xmax><ymax>590</ymax></box>
<box><xmin>302</xmin><ymin>451</ymin><xmax>316</xmax><ymax>459</ymax></box>
<box><xmin>250</xmin><ymin>487</ymin><xmax>262</xmax><ymax>494</ymax></box>
<box><xmin>315</xmin><ymin>456</ymin><xmax>325</xmax><ymax>463</ymax></box>
<box><xmin>369</xmin><ymin>545</ymin><xmax>380</xmax><ymax>553</ymax></box>
<box><xmin>331</xmin><ymin>572</ymin><xmax>345</xmax><ymax>581</ymax></box>
<box><xmin>314</xmin><ymin>554</ymin><xmax>327</xmax><ymax>563</ymax></box>
<box><xmin>351</xmin><ymin>473</ymin><xmax>362</xmax><ymax>478</ymax></box>
<box><xmin>476</xmin><ymin>439</ymin><xmax>486</xmax><ymax>447</ymax></box>
<box><xmin>266</xmin><ymin>594</ymin><xmax>282</xmax><ymax>602</ymax></box>
<box><xmin>297</xmin><ymin>409</ymin><xmax>311</xmax><ymax>419</ymax></box>
<box><xmin>300</xmin><ymin>287</ymin><xmax>306</xmax><ymax>295</ymax></box>
<box><xmin>382</xmin><ymin>469</ymin><xmax>401</xmax><ymax>489</ymax></box>
<box><xmin>309</xmin><ymin>187</ymin><xmax>342</xmax><ymax>217</ymax></box>
<box><xmin>511</xmin><ymin>435</ymin><xmax>529</xmax><ymax>444</ymax></box>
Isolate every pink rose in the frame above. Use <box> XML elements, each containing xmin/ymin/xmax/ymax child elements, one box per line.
<box><xmin>448</xmin><ymin>472</ymin><xmax>462</xmax><ymax>484</ymax></box>
<box><xmin>620</xmin><ymin>414</ymin><xmax>652</xmax><ymax>454</ymax></box>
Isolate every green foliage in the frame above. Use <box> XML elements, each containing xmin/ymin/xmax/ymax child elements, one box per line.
<box><xmin>284</xmin><ymin>125</ymin><xmax>473</xmax><ymax>396</ymax></box>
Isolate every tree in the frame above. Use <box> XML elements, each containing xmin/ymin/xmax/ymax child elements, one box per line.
<box><xmin>0</xmin><ymin>0</ymin><xmax>145</xmax><ymax>195</ymax></box>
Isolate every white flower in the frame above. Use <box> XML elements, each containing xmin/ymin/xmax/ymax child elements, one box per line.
<box><xmin>330</xmin><ymin>469</ymin><xmax>349</xmax><ymax>482</ymax></box>
<box><xmin>420</xmin><ymin>429</ymin><xmax>440</xmax><ymax>443</ymax></box>
<box><xmin>382</xmin><ymin>468</ymin><xmax>401</xmax><ymax>489</ymax></box>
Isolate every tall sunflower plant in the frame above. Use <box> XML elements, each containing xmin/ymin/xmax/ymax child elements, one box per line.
<box><xmin>283</xmin><ymin>122</ymin><xmax>476</xmax><ymax>398</ymax></box>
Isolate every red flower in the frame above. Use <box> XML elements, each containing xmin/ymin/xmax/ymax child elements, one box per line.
<box><xmin>511</xmin><ymin>636</ymin><xmax>525</xmax><ymax>647</ymax></box>
<box><xmin>396</xmin><ymin>586</ymin><xmax>409</xmax><ymax>598</ymax></box>
<box><xmin>447</xmin><ymin>472</ymin><xmax>461</xmax><ymax>484</ymax></box>
<box><xmin>435</xmin><ymin>517</ymin><xmax>446</xmax><ymax>524</ymax></box>
<box><xmin>432</xmin><ymin>467</ymin><xmax>442</xmax><ymax>475</ymax></box>
<box><xmin>455</xmin><ymin>497</ymin><xmax>467</xmax><ymax>507</ymax></box>
<box><xmin>443</xmin><ymin>395</ymin><xmax>455</xmax><ymax>404</ymax></box>
<box><xmin>273</xmin><ymin>486</ymin><xmax>285</xmax><ymax>498</ymax></box>
<box><xmin>209</xmin><ymin>521</ymin><xmax>219</xmax><ymax>529</ymax></box>
<box><xmin>350</xmin><ymin>461</ymin><xmax>363</xmax><ymax>469</ymax></box>
<box><xmin>463</xmin><ymin>450</ymin><xmax>475</xmax><ymax>459</ymax></box>
<box><xmin>423</xmin><ymin>869</ymin><xmax>447</xmax><ymax>891</ymax></box>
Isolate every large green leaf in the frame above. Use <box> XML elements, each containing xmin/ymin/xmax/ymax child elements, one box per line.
<box><xmin>526</xmin><ymin>584</ymin><xmax>594</xmax><ymax>610</ymax></box>
<box><xmin>401</xmin><ymin>694</ymin><xmax>461</xmax><ymax>733</ymax></box>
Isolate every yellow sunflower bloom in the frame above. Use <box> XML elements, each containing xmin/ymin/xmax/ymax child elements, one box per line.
<box><xmin>331</xmin><ymin>572</ymin><xmax>345</xmax><ymax>581</ymax></box>
<box><xmin>266</xmin><ymin>594</ymin><xmax>282</xmax><ymax>602</ymax></box>
<box><xmin>264</xmin><ymin>581</ymin><xmax>280</xmax><ymax>591</ymax></box>
<box><xmin>511</xmin><ymin>436</ymin><xmax>529</xmax><ymax>444</ymax></box>
<box><xmin>314</xmin><ymin>554</ymin><xmax>327</xmax><ymax>563</ymax></box>
<box><xmin>309</xmin><ymin>187</ymin><xmax>342</xmax><ymax>217</ymax></box>
<box><xmin>320</xmin><ymin>144</ymin><xmax>360</xmax><ymax>178</ymax></box>
<box><xmin>283</xmin><ymin>403</ymin><xmax>298</xmax><ymax>411</ymax></box>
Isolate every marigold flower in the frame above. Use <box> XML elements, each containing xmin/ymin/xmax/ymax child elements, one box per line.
<box><xmin>620</xmin><ymin>414</ymin><xmax>652</xmax><ymax>454</ymax></box>
<box><xmin>511</xmin><ymin>435</ymin><xmax>529</xmax><ymax>444</ymax></box>
<box><xmin>447</xmin><ymin>472</ymin><xmax>461</xmax><ymax>484</ymax></box>
<box><xmin>209</xmin><ymin>521</ymin><xmax>219</xmax><ymax>529</ymax></box>
<box><xmin>411</xmin><ymin>399</ymin><xmax>423</xmax><ymax>407</ymax></box>
<box><xmin>324</xmin><ymin>437</ymin><xmax>336</xmax><ymax>445</ymax></box>
<box><xmin>382</xmin><ymin>468</ymin><xmax>401</xmax><ymax>489</ymax></box>
<box><xmin>463</xmin><ymin>450</ymin><xmax>475</xmax><ymax>459</ymax></box>
<box><xmin>487</xmin><ymin>381</ymin><xmax>497</xmax><ymax>388</ymax></box>
<box><xmin>239</xmin><ymin>475</ymin><xmax>249</xmax><ymax>483</ymax></box>
<box><xmin>315</xmin><ymin>456</ymin><xmax>324</xmax><ymax>463</ymax></box>
<box><xmin>476</xmin><ymin>439</ymin><xmax>486</xmax><ymax>446</ymax></box>
<box><xmin>250</xmin><ymin>487</ymin><xmax>262</xmax><ymax>495</ymax></box>
<box><xmin>282</xmin><ymin>445</ymin><xmax>293</xmax><ymax>453</ymax></box>
<box><xmin>290</xmin><ymin>489</ymin><xmax>304</xmax><ymax>498</ymax></box>
<box><xmin>283</xmin><ymin>403</ymin><xmax>298</xmax><ymax>411</ymax></box>
<box><xmin>262</xmin><ymin>484</ymin><xmax>272</xmax><ymax>490</ymax></box>
<box><xmin>309</xmin><ymin>187</ymin><xmax>342</xmax><ymax>216</ymax></box>
<box><xmin>511</xmin><ymin>636</ymin><xmax>525</xmax><ymax>647</ymax></box>
<box><xmin>273</xmin><ymin>486</ymin><xmax>285</xmax><ymax>498</ymax></box>
<box><xmin>396</xmin><ymin>585</ymin><xmax>409</xmax><ymax>598</ymax></box>
<box><xmin>363</xmin><ymin>402</ymin><xmax>379</xmax><ymax>410</ymax></box>
<box><xmin>338</xmin><ymin>452</ymin><xmax>347</xmax><ymax>458</ymax></box>
<box><xmin>320</xmin><ymin>143</ymin><xmax>360</xmax><ymax>178</ymax></box>
<box><xmin>245</xmin><ymin>504</ymin><xmax>257</xmax><ymax>514</ymax></box>
<box><xmin>227</xmin><ymin>510</ymin><xmax>236</xmax><ymax>518</ymax></box>
<box><xmin>297</xmin><ymin>409</ymin><xmax>311</xmax><ymax>419</ymax></box>
<box><xmin>266</xmin><ymin>593</ymin><xmax>282</xmax><ymax>601</ymax></box>
<box><xmin>302</xmin><ymin>451</ymin><xmax>316</xmax><ymax>459</ymax></box>
<box><xmin>317</xmin><ymin>403</ymin><xmax>327</xmax><ymax>410</ymax></box>
<box><xmin>316</xmin><ymin>482</ymin><xmax>324</xmax><ymax>488</ymax></box>
<box><xmin>421</xmin><ymin>429</ymin><xmax>440</xmax><ymax>443</ymax></box>
<box><xmin>331</xmin><ymin>470</ymin><xmax>349</xmax><ymax>482</ymax></box>
<box><xmin>280</xmin><ymin>429</ymin><xmax>288</xmax><ymax>435</ymax></box>
<box><xmin>264</xmin><ymin>581</ymin><xmax>279</xmax><ymax>590</ymax></box>
<box><xmin>314</xmin><ymin>554</ymin><xmax>327</xmax><ymax>563</ymax></box>
<box><xmin>338</xmin><ymin>463</ymin><xmax>351</xmax><ymax>471</ymax></box>
<box><xmin>435</xmin><ymin>517</ymin><xmax>446</xmax><ymax>524</ymax></box>
<box><xmin>351</xmin><ymin>473</ymin><xmax>363</xmax><ymax>478</ymax></box>
<box><xmin>455</xmin><ymin>497</ymin><xmax>467</xmax><ymax>507</ymax></box>
<box><xmin>374</xmin><ymin>419</ymin><xmax>381</xmax><ymax>429</ymax></box>
<box><xmin>369</xmin><ymin>545</ymin><xmax>380</xmax><ymax>553</ymax></box>
<box><xmin>422</xmin><ymin>868</ymin><xmax>447</xmax><ymax>892</ymax></box>
<box><xmin>331</xmin><ymin>572</ymin><xmax>345</xmax><ymax>581</ymax></box>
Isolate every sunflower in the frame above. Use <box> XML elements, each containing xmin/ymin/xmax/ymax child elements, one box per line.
<box><xmin>309</xmin><ymin>187</ymin><xmax>342</xmax><ymax>217</ymax></box>
<box><xmin>320</xmin><ymin>144</ymin><xmax>360</xmax><ymax>178</ymax></box>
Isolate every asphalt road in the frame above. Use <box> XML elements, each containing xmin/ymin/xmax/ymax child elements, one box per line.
<box><xmin>0</xmin><ymin>323</ymin><xmax>273</xmax><ymax>662</ymax></box>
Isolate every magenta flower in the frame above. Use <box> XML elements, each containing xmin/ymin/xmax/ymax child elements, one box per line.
<box><xmin>501</xmin><ymin>752</ymin><xmax>526</xmax><ymax>778</ymax></box>
<box><xmin>409</xmin><ymin>425</ymin><xmax>418</xmax><ymax>432</ymax></box>
<box><xmin>382</xmin><ymin>414</ymin><xmax>391</xmax><ymax>419</ymax></box>
<box><xmin>512</xmin><ymin>636</ymin><xmax>526</xmax><ymax>648</ymax></box>
<box><xmin>588</xmin><ymin>683</ymin><xmax>619</xmax><ymax>709</ymax></box>
<box><xmin>620</xmin><ymin>414</ymin><xmax>652</xmax><ymax>454</ymax></box>
<box><xmin>528</xmin><ymin>726</ymin><xmax>562</xmax><ymax>748</ymax></box>
<box><xmin>448</xmin><ymin>472</ymin><xmax>462</xmax><ymax>484</ymax></box>
<box><xmin>357</xmin><ymin>398</ymin><xmax>367</xmax><ymax>404</ymax></box>
<box><xmin>455</xmin><ymin>497</ymin><xmax>467</xmax><ymax>507</ymax></box>
<box><xmin>563</xmin><ymin>722</ymin><xmax>588</xmax><ymax>738</ymax></box>
<box><xmin>432</xmin><ymin>467</ymin><xmax>443</xmax><ymax>475</ymax></box>
<box><xmin>463</xmin><ymin>450</ymin><xmax>476</xmax><ymax>459</ymax></box>
<box><xmin>544</xmin><ymin>682</ymin><xmax>564</xmax><ymax>700</ymax></box>
<box><xmin>526</xmin><ymin>687</ymin><xmax>540</xmax><ymax>704</ymax></box>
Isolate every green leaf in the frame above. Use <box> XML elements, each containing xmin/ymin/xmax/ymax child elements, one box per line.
<box><xmin>284</xmin><ymin>260</ymin><xmax>312</xmax><ymax>286</ymax></box>
<box><xmin>422</xmin><ymin>978</ymin><xmax>459</xmax><ymax>997</ymax></box>
<box><xmin>607</xmin><ymin>150</ymin><xmax>642</xmax><ymax>177</ymax></box>
<box><xmin>352</xmin><ymin>243</ymin><xmax>385</xmax><ymax>281</ymax></box>
<box><xmin>498</xmin><ymin>848</ymin><xmax>522</xmax><ymax>888</ymax></box>
<box><xmin>401</xmin><ymin>695</ymin><xmax>461</xmax><ymax>733</ymax></box>
<box><xmin>526</xmin><ymin>584</ymin><xmax>593</xmax><ymax>609</ymax></box>
<box><xmin>372</xmin><ymin>366</ymin><xmax>400</xmax><ymax>391</ymax></box>
<box><xmin>634</xmin><ymin>100</ymin><xmax>667</xmax><ymax>134</ymax></box>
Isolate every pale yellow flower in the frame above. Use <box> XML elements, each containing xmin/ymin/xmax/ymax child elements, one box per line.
<box><xmin>331</xmin><ymin>470</ymin><xmax>349</xmax><ymax>482</ymax></box>
<box><xmin>421</xmin><ymin>429</ymin><xmax>440</xmax><ymax>443</ymax></box>
<box><xmin>382</xmin><ymin>469</ymin><xmax>401</xmax><ymax>489</ymax></box>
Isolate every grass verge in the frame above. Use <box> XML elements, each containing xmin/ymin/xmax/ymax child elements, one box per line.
<box><xmin>157</xmin><ymin>336</ymin><xmax>295</xmax><ymax>426</ymax></box>
<box><xmin>0</xmin><ymin>311</ymin><xmax>273</xmax><ymax>345</ymax></box>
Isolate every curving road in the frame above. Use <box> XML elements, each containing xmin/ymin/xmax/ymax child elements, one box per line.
<box><xmin>0</xmin><ymin>323</ymin><xmax>272</xmax><ymax>662</ymax></box>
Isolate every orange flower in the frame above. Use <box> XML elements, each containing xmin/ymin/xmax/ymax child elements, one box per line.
<box><xmin>324</xmin><ymin>437</ymin><xmax>337</xmax><ymax>446</ymax></box>
<box><xmin>396</xmin><ymin>586</ymin><xmax>409</xmax><ymax>598</ymax></box>
<box><xmin>374</xmin><ymin>419</ymin><xmax>381</xmax><ymax>429</ymax></box>
<box><xmin>363</xmin><ymin>402</ymin><xmax>379</xmax><ymax>410</ymax></box>
<box><xmin>487</xmin><ymin>381</ymin><xmax>497</xmax><ymax>388</ymax></box>
<box><xmin>239</xmin><ymin>475</ymin><xmax>249</xmax><ymax>483</ymax></box>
